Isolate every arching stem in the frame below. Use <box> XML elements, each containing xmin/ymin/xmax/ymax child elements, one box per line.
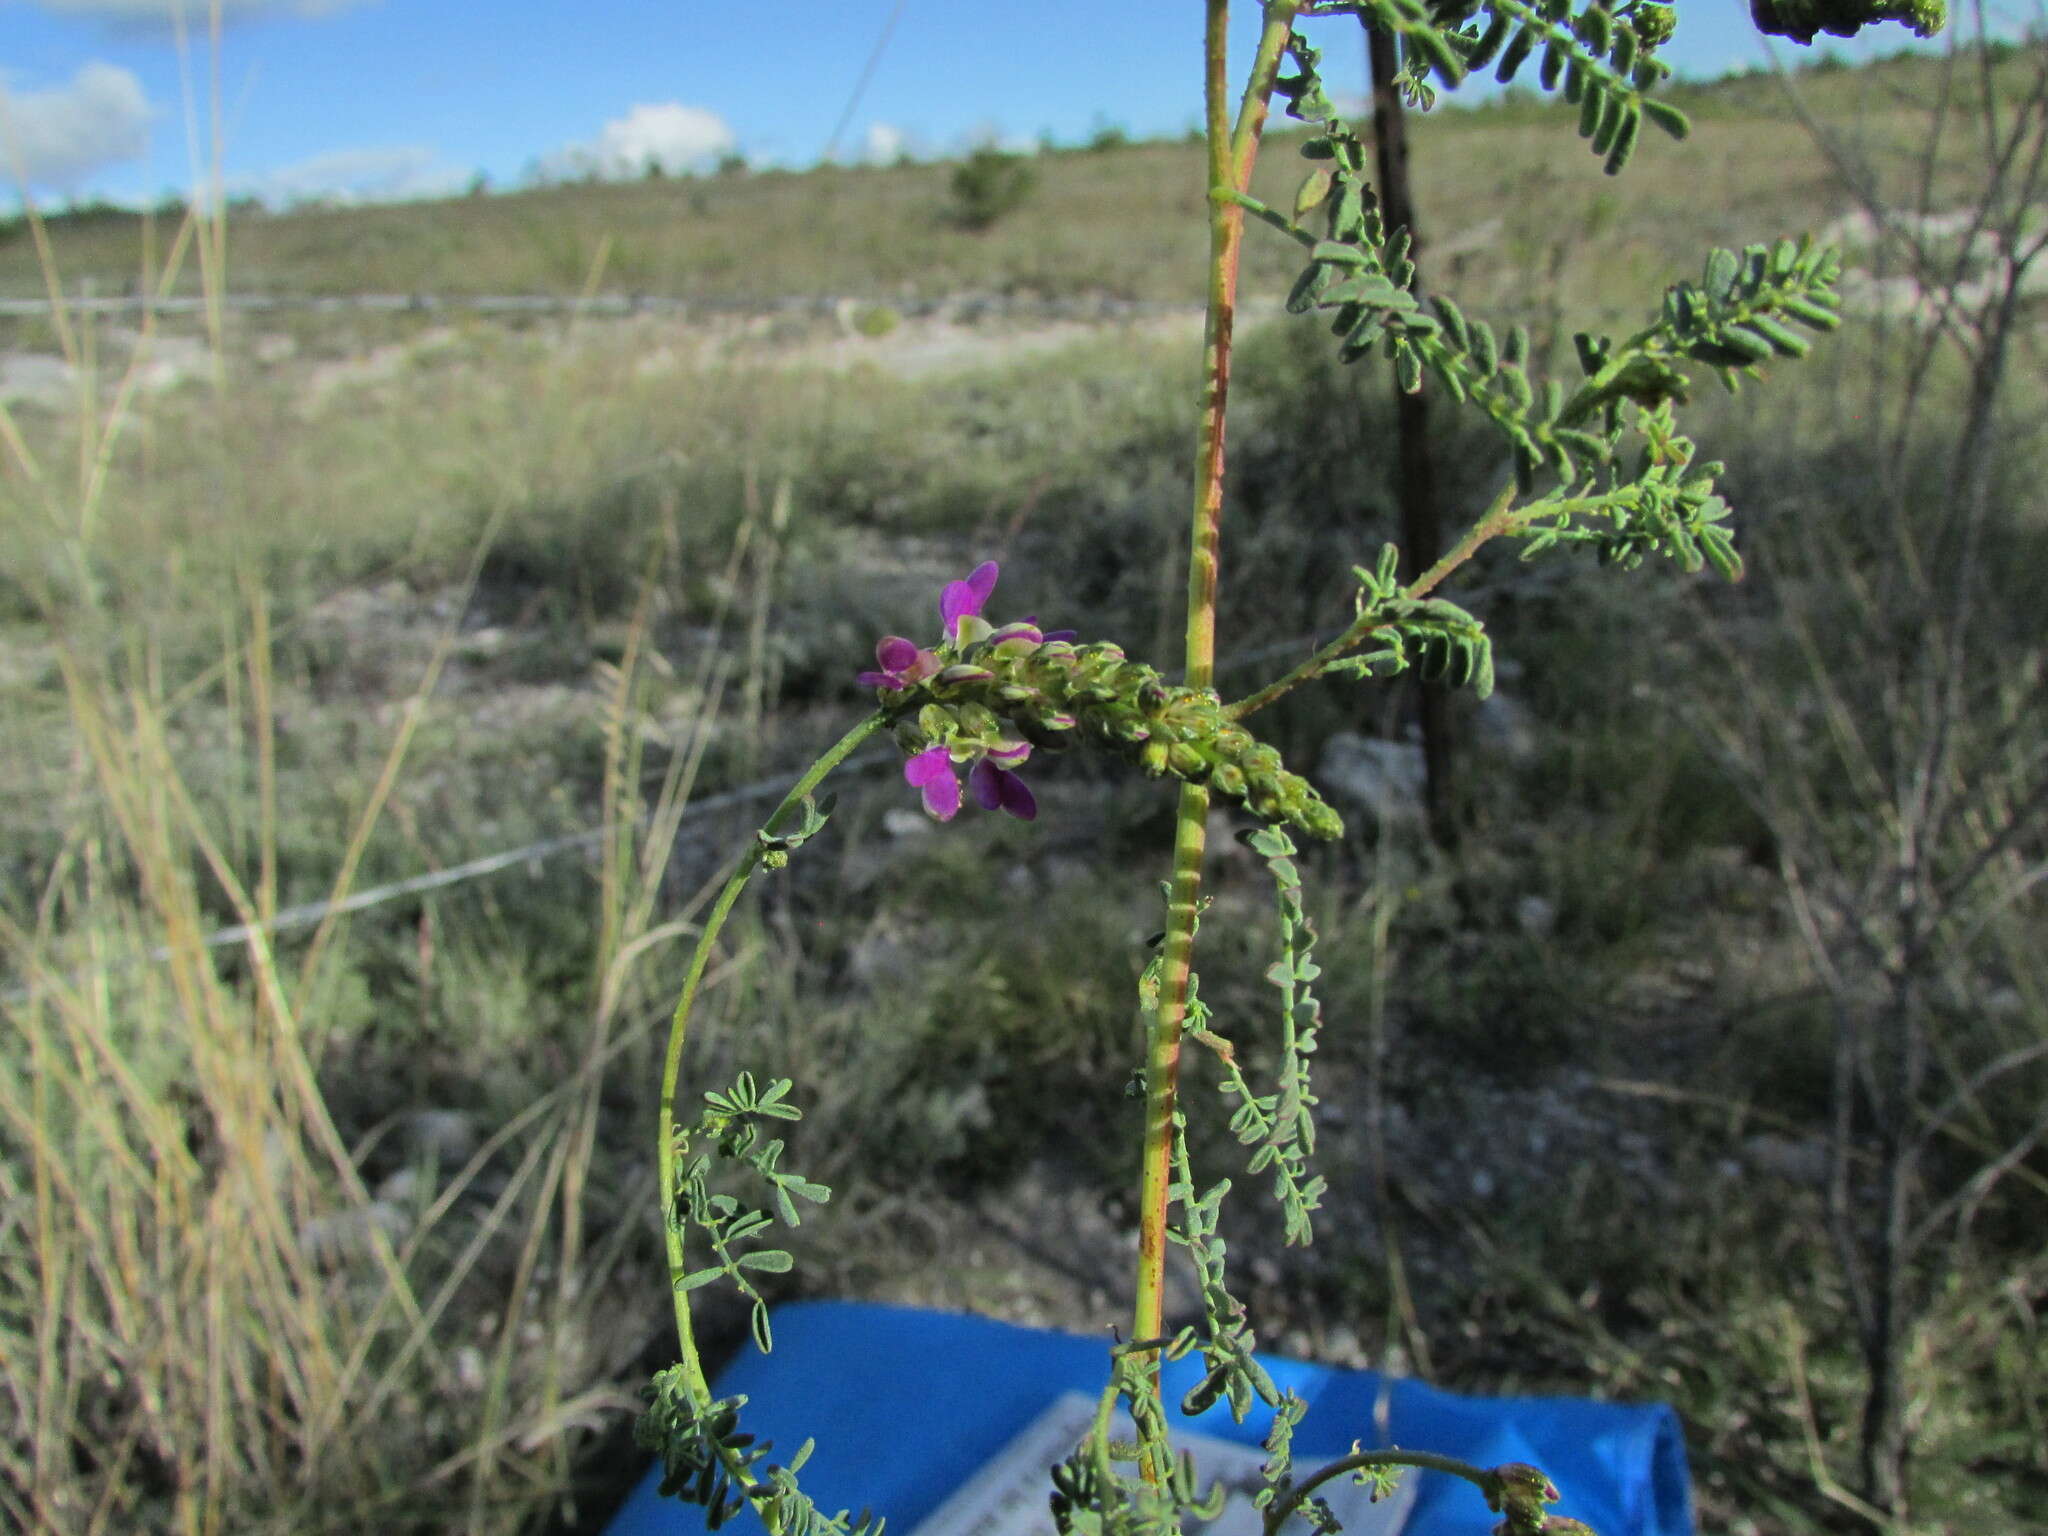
<box><xmin>1259</xmin><ymin>1449</ymin><xmax>1513</xmax><ymax>1536</ymax></box>
<box><xmin>657</xmin><ymin>711</ymin><xmax>886</xmax><ymax>1398</ymax></box>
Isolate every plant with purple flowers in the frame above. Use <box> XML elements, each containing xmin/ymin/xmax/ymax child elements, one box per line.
<box><xmin>641</xmin><ymin>4</ymin><xmax>1939</xmax><ymax>1534</ymax></box>
<box><xmin>863</xmin><ymin>559</ymin><xmax>1347</xmax><ymax>838</ymax></box>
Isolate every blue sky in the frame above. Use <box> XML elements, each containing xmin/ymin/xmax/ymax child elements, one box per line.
<box><xmin>0</xmin><ymin>0</ymin><xmax>1968</xmax><ymax>211</ymax></box>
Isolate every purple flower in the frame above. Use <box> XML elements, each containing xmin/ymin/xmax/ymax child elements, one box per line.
<box><xmin>940</xmin><ymin>561</ymin><xmax>1000</xmax><ymax>639</ymax></box>
<box><xmin>902</xmin><ymin>741</ymin><xmax>1036</xmax><ymax>823</ymax></box>
<box><xmin>970</xmin><ymin>744</ymin><xmax>1037</xmax><ymax>820</ymax></box>
<box><xmin>904</xmin><ymin>746</ymin><xmax>963</xmax><ymax>821</ymax></box>
<box><xmin>857</xmin><ymin>636</ymin><xmax>941</xmax><ymax>691</ymax></box>
<box><xmin>869</xmin><ymin>559</ymin><xmax>1051</xmax><ymax>826</ymax></box>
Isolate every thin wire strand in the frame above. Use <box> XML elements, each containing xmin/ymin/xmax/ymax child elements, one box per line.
<box><xmin>821</xmin><ymin>0</ymin><xmax>911</xmax><ymax>165</ymax></box>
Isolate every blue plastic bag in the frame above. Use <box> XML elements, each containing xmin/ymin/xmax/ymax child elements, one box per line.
<box><xmin>607</xmin><ymin>1302</ymin><xmax>1692</xmax><ymax>1536</ymax></box>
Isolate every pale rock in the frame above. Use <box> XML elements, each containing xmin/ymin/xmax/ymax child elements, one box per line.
<box><xmin>1744</xmin><ymin>1133</ymin><xmax>1830</xmax><ymax>1186</ymax></box>
<box><xmin>127</xmin><ymin>335</ymin><xmax>212</xmax><ymax>393</ymax></box>
<box><xmin>1320</xmin><ymin>1325</ymin><xmax>1369</xmax><ymax>1368</ymax></box>
<box><xmin>400</xmin><ymin>1108</ymin><xmax>480</xmax><ymax>1166</ymax></box>
<box><xmin>454</xmin><ymin>626</ymin><xmax>509</xmax><ymax>662</ymax></box>
<box><xmin>375</xmin><ymin>1166</ymin><xmax>423</xmax><ymax>1205</ymax></box>
<box><xmin>1475</xmin><ymin>688</ymin><xmax>1537</xmax><ymax>761</ymax></box>
<box><xmin>298</xmin><ymin>1200</ymin><xmax>410</xmax><ymax>1267</ymax></box>
<box><xmin>881</xmin><ymin>807</ymin><xmax>932</xmax><ymax>839</ymax></box>
<box><xmin>1315</xmin><ymin>732</ymin><xmax>1425</xmax><ymax>823</ymax></box>
<box><xmin>848</xmin><ymin>926</ymin><xmax>915</xmax><ymax>988</ymax></box>
<box><xmin>0</xmin><ymin>353</ymin><xmax>78</xmax><ymax>411</ymax></box>
<box><xmin>1515</xmin><ymin>894</ymin><xmax>1558</xmax><ymax>938</ymax></box>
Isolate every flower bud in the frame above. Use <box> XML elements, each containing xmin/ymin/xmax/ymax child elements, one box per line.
<box><xmin>954</xmin><ymin>702</ymin><xmax>1002</xmax><ymax>737</ymax></box>
<box><xmin>985</xmin><ymin>621</ymin><xmax>1045</xmax><ymax>652</ymax></box>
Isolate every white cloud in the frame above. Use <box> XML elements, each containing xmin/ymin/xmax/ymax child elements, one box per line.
<box><xmin>543</xmin><ymin>102</ymin><xmax>735</xmax><ymax>181</ymax></box>
<box><xmin>862</xmin><ymin>122</ymin><xmax>906</xmax><ymax>164</ymax></box>
<box><xmin>0</xmin><ymin>62</ymin><xmax>150</xmax><ymax>189</ymax></box>
<box><xmin>21</xmin><ymin>0</ymin><xmax>360</xmax><ymax>19</ymax></box>
<box><xmin>240</xmin><ymin>145</ymin><xmax>471</xmax><ymax>208</ymax></box>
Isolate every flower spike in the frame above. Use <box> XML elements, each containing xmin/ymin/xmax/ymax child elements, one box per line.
<box><xmin>858</xmin><ymin>557</ymin><xmax>1339</xmax><ymax>838</ymax></box>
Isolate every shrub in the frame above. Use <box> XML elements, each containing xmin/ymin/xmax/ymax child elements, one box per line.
<box><xmin>947</xmin><ymin>146</ymin><xmax>1037</xmax><ymax>232</ymax></box>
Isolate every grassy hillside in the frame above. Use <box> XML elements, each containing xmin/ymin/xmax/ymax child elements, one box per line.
<box><xmin>3</xmin><ymin>45</ymin><xmax>2040</xmax><ymax>305</ymax></box>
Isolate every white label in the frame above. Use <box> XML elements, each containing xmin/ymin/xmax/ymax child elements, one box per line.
<box><xmin>907</xmin><ymin>1392</ymin><xmax>1416</xmax><ymax>1536</ymax></box>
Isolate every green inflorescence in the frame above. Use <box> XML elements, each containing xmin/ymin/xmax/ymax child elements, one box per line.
<box><xmin>885</xmin><ymin>637</ymin><xmax>1347</xmax><ymax>841</ymax></box>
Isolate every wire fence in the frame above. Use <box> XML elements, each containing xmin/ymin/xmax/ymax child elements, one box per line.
<box><xmin>0</xmin><ymin>290</ymin><xmax>1212</xmax><ymax>323</ymax></box>
<box><xmin>0</xmin><ymin>751</ymin><xmax>899</xmax><ymax>1007</ymax></box>
<box><xmin>3</xmin><ymin>615</ymin><xmax>1538</xmax><ymax>1003</ymax></box>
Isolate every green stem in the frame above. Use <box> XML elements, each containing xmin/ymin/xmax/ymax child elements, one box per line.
<box><xmin>1213</xmin><ymin>187</ymin><xmax>1319</xmax><ymax>250</ymax></box>
<box><xmin>1132</xmin><ymin>0</ymin><xmax>1299</xmax><ymax>1459</ymax></box>
<box><xmin>657</xmin><ymin>711</ymin><xmax>886</xmax><ymax>1400</ymax></box>
<box><xmin>1224</xmin><ymin>479</ymin><xmax>1522</xmax><ymax>720</ymax></box>
<box><xmin>1260</xmin><ymin>1450</ymin><xmax>1505</xmax><ymax>1536</ymax></box>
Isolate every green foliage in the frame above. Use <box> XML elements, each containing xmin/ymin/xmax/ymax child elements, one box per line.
<box><xmin>1088</xmin><ymin>120</ymin><xmax>1133</xmax><ymax>153</ymax></box>
<box><xmin>852</xmin><ymin>302</ymin><xmax>901</xmax><ymax>337</ymax></box>
<box><xmin>1252</xmin><ymin>1395</ymin><xmax>1313</xmax><ymax>1525</ymax></box>
<box><xmin>948</xmin><ymin>146</ymin><xmax>1038</xmax><ymax>231</ymax></box>
<box><xmin>637</xmin><ymin>1380</ymin><xmax>880</xmax><ymax>1536</ymax></box>
<box><xmin>1259</xmin><ymin>29</ymin><xmax>1841</xmax><ymax>595</ymax></box>
<box><xmin>1298</xmin><ymin>0</ymin><xmax>1689</xmax><ymax>174</ymax></box>
<box><xmin>1046</xmin><ymin>1350</ymin><xmax>1230</xmax><ymax>1536</ymax></box>
<box><xmin>1190</xmin><ymin>827</ymin><xmax>1332</xmax><ymax>1247</ymax></box>
<box><xmin>1641</xmin><ymin>239</ymin><xmax>1843</xmax><ymax>381</ymax></box>
<box><xmin>1335</xmin><ymin>545</ymin><xmax>1497</xmax><ymax>695</ymax></box>
<box><xmin>757</xmin><ymin>795</ymin><xmax>836</xmax><ymax>871</ymax></box>
<box><xmin>1166</xmin><ymin>1108</ymin><xmax>1283</xmax><ymax>1422</ymax></box>
<box><xmin>1272</xmin><ymin>33</ymin><xmax>1632</xmax><ymax>486</ymax></box>
<box><xmin>1749</xmin><ymin>0</ymin><xmax>1945</xmax><ymax>43</ymax></box>
<box><xmin>1271</xmin><ymin>34</ymin><xmax>1839</xmax><ymax>521</ymax></box>
<box><xmin>666</xmin><ymin>1071</ymin><xmax>831</xmax><ymax>1354</ymax></box>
